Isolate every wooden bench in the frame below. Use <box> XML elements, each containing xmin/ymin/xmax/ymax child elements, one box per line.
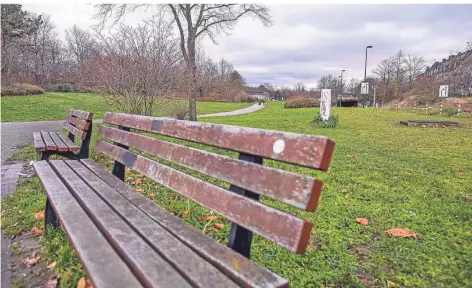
<box><xmin>32</xmin><ymin>109</ymin><xmax>93</xmax><ymax>160</ymax></box>
<box><xmin>33</xmin><ymin>112</ymin><xmax>335</xmax><ymax>287</ymax></box>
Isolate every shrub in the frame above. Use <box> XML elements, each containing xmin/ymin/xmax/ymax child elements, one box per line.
<box><xmin>52</xmin><ymin>83</ymin><xmax>74</xmax><ymax>92</ymax></box>
<box><xmin>311</xmin><ymin>113</ymin><xmax>339</xmax><ymax>128</ymax></box>
<box><xmin>284</xmin><ymin>97</ymin><xmax>320</xmax><ymax>108</ymax></box>
<box><xmin>443</xmin><ymin>108</ymin><xmax>458</xmax><ymax>116</ymax></box>
<box><xmin>1</xmin><ymin>83</ymin><xmax>45</xmax><ymax>96</ymax></box>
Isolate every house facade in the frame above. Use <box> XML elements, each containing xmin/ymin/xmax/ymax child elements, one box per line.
<box><xmin>246</xmin><ymin>85</ymin><xmax>270</xmax><ymax>100</ymax></box>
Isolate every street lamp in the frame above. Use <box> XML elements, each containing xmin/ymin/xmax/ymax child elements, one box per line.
<box><xmin>338</xmin><ymin>70</ymin><xmax>345</xmax><ymax>107</ymax></box>
<box><xmin>363</xmin><ymin>45</ymin><xmax>373</xmax><ymax>107</ymax></box>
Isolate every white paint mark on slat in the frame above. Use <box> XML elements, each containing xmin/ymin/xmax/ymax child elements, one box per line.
<box><xmin>273</xmin><ymin>139</ymin><xmax>285</xmax><ymax>154</ymax></box>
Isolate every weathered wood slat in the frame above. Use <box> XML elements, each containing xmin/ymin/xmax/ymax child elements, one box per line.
<box><xmin>40</xmin><ymin>131</ymin><xmax>57</xmax><ymax>151</ymax></box>
<box><xmin>32</xmin><ymin>132</ymin><xmax>45</xmax><ymax>151</ymax></box>
<box><xmin>80</xmin><ymin>158</ymin><xmax>289</xmax><ymax>288</ymax></box>
<box><xmin>103</xmin><ymin>112</ymin><xmax>335</xmax><ymax>170</ymax></box>
<box><xmin>56</xmin><ymin>133</ymin><xmax>79</xmax><ymax>151</ymax></box>
<box><xmin>63</xmin><ymin>121</ymin><xmax>86</xmax><ymax>139</ymax></box>
<box><xmin>99</xmin><ymin>126</ymin><xmax>323</xmax><ymax>211</ymax></box>
<box><xmin>49</xmin><ymin>160</ymin><xmax>192</xmax><ymax>288</ymax></box>
<box><xmin>48</xmin><ymin>132</ymin><xmax>68</xmax><ymax>152</ymax></box>
<box><xmin>68</xmin><ymin>109</ymin><xmax>93</xmax><ymax>120</ymax></box>
<box><xmin>65</xmin><ymin>116</ymin><xmax>90</xmax><ymax>131</ymax></box>
<box><xmin>95</xmin><ymin>140</ymin><xmax>313</xmax><ymax>253</ymax></box>
<box><xmin>66</xmin><ymin>160</ymin><xmax>239</xmax><ymax>288</ymax></box>
<box><xmin>32</xmin><ymin>161</ymin><xmax>143</xmax><ymax>288</ymax></box>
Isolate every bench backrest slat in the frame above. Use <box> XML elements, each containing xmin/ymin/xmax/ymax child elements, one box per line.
<box><xmin>63</xmin><ymin>109</ymin><xmax>93</xmax><ymax>140</ymax></box>
<box><xmin>69</xmin><ymin>109</ymin><xmax>92</xmax><ymax>121</ymax></box>
<box><xmin>99</xmin><ymin>125</ymin><xmax>323</xmax><ymax>211</ymax></box>
<box><xmin>103</xmin><ymin>112</ymin><xmax>334</xmax><ymax>170</ymax></box>
<box><xmin>95</xmin><ymin>140</ymin><xmax>313</xmax><ymax>253</ymax></box>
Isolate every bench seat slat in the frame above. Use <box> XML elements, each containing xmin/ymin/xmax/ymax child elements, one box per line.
<box><xmin>32</xmin><ymin>132</ymin><xmax>45</xmax><ymax>151</ymax></box>
<box><xmin>68</xmin><ymin>109</ymin><xmax>92</xmax><ymax>120</ymax></box>
<box><xmin>40</xmin><ymin>131</ymin><xmax>57</xmax><ymax>151</ymax></box>
<box><xmin>99</xmin><ymin>126</ymin><xmax>323</xmax><ymax>211</ymax></box>
<box><xmin>63</xmin><ymin>121</ymin><xmax>86</xmax><ymax>140</ymax></box>
<box><xmin>65</xmin><ymin>160</ymin><xmax>239</xmax><ymax>288</ymax></box>
<box><xmin>49</xmin><ymin>160</ymin><xmax>192</xmax><ymax>288</ymax></box>
<box><xmin>95</xmin><ymin>140</ymin><xmax>313</xmax><ymax>254</ymax></box>
<box><xmin>103</xmin><ymin>112</ymin><xmax>335</xmax><ymax>170</ymax></box>
<box><xmin>32</xmin><ymin>161</ymin><xmax>143</xmax><ymax>288</ymax></box>
<box><xmin>80</xmin><ymin>158</ymin><xmax>289</xmax><ymax>288</ymax></box>
<box><xmin>65</xmin><ymin>116</ymin><xmax>90</xmax><ymax>131</ymax></box>
<box><xmin>56</xmin><ymin>133</ymin><xmax>80</xmax><ymax>151</ymax></box>
<box><xmin>48</xmin><ymin>132</ymin><xmax>68</xmax><ymax>152</ymax></box>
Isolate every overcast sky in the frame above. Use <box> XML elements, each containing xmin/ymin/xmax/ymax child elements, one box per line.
<box><xmin>23</xmin><ymin>4</ymin><xmax>472</xmax><ymax>88</ymax></box>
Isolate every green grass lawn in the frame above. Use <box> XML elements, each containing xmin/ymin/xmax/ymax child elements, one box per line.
<box><xmin>0</xmin><ymin>92</ymin><xmax>252</xmax><ymax>122</ymax></box>
<box><xmin>2</xmin><ymin>102</ymin><xmax>472</xmax><ymax>287</ymax></box>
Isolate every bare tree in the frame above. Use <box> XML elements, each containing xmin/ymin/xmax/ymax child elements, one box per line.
<box><xmin>93</xmin><ymin>4</ymin><xmax>272</xmax><ymax>121</ymax></box>
<box><xmin>345</xmin><ymin>78</ymin><xmax>361</xmax><ymax>95</ymax></box>
<box><xmin>467</xmin><ymin>37</ymin><xmax>472</xmax><ymax>51</ymax></box>
<box><xmin>294</xmin><ymin>81</ymin><xmax>306</xmax><ymax>93</ymax></box>
<box><xmin>89</xmin><ymin>16</ymin><xmax>183</xmax><ymax>116</ymax></box>
<box><xmin>405</xmin><ymin>54</ymin><xmax>426</xmax><ymax>86</ymax></box>
<box><xmin>372</xmin><ymin>57</ymin><xmax>395</xmax><ymax>102</ymax></box>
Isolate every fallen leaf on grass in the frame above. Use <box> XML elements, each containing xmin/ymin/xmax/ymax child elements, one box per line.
<box><xmin>138</xmin><ymin>173</ymin><xmax>146</xmax><ymax>178</ymax></box>
<box><xmin>131</xmin><ymin>179</ymin><xmax>142</xmax><ymax>186</ymax></box>
<box><xmin>98</xmin><ymin>154</ymin><xmax>105</xmax><ymax>159</ymax></box>
<box><xmin>464</xmin><ymin>195</ymin><xmax>471</xmax><ymax>201</ymax></box>
<box><xmin>385</xmin><ymin>228</ymin><xmax>417</xmax><ymax>238</ymax></box>
<box><xmin>46</xmin><ymin>261</ymin><xmax>57</xmax><ymax>269</ymax></box>
<box><xmin>86</xmin><ymin>279</ymin><xmax>94</xmax><ymax>288</ymax></box>
<box><xmin>199</xmin><ymin>215</ymin><xmax>217</xmax><ymax>221</ymax></box>
<box><xmin>356</xmin><ymin>218</ymin><xmax>369</xmax><ymax>226</ymax></box>
<box><xmin>31</xmin><ymin>227</ymin><xmax>44</xmax><ymax>235</ymax></box>
<box><xmin>183</xmin><ymin>209</ymin><xmax>190</xmax><ymax>218</ymax></box>
<box><xmin>77</xmin><ymin>278</ymin><xmax>86</xmax><ymax>288</ymax></box>
<box><xmin>206</xmin><ymin>223</ymin><xmax>225</xmax><ymax>232</ymax></box>
<box><xmin>23</xmin><ymin>255</ymin><xmax>40</xmax><ymax>266</ymax></box>
<box><xmin>136</xmin><ymin>188</ymin><xmax>144</xmax><ymax>193</ymax></box>
<box><xmin>348</xmin><ymin>154</ymin><xmax>360</xmax><ymax>159</ymax></box>
<box><xmin>146</xmin><ymin>193</ymin><xmax>155</xmax><ymax>198</ymax></box>
<box><xmin>125</xmin><ymin>167</ymin><xmax>131</xmax><ymax>172</ymax></box>
<box><xmin>34</xmin><ymin>210</ymin><xmax>44</xmax><ymax>220</ymax></box>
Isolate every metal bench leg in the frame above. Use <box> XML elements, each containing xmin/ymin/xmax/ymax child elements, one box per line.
<box><xmin>40</xmin><ymin>151</ymin><xmax>50</xmax><ymax>161</ymax></box>
<box><xmin>227</xmin><ymin>153</ymin><xmax>263</xmax><ymax>258</ymax></box>
<box><xmin>44</xmin><ymin>197</ymin><xmax>59</xmax><ymax>229</ymax></box>
<box><xmin>77</xmin><ymin>121</ymin><xmax>92</xmax><ymax>159</ymax></box>
<box><xmin>111</xmin><ymin>126</ymin><xmax>130</xmax><ymax>181</ymax></box>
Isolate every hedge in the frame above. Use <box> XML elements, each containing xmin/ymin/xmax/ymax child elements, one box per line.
<box><xmin>1</xmin><ymin>83</ymin><xmax>45</xmax><ymax>96</ymax></box>
<box><xmin>284</xmin><ymin>97</ymin><xmax>320</xmax><ymax>108</ymax></box>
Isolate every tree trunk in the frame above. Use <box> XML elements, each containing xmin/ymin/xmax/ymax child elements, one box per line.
<box><xmin>187</xmin><ymin>38</ymin><xmax>197</xmax><ymax>121</ymax></box>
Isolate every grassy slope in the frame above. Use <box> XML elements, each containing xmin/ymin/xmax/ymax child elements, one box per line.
<box><xmin>2</xmin><ymin>102</ymin><xmax>472</xmax><ymax>287</ymax></box>
<box><xmin>0</xmin><ymin>92</ymin><xmax>252</xmax><ymax>122</ymax></box>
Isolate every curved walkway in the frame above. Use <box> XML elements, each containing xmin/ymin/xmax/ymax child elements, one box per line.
<box><xmin>1</xmin><ymin>103</ymin><xmax>265</xmax><ymax>163</ymax></box>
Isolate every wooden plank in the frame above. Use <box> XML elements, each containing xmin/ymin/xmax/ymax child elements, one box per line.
<box><xmin>48</xmin><ymin>132</ymin><xmax>68</xmax><ymax>152</ymax></box>
<box><xmin>40</xmin><ymin>131</ymin><xmax>57</xmax><ymax>151</ymax></box>
<box><xmin>95</xmin><ymin>140</ymin><xmax>313</xmax><ymax>253</ymax></box>
<box><xmin>80</xmin><ymin>158</ymin><xmax>289</xmax><ymax>288</ymax></box>
<box><xmin>66</xmin><ymin>160</ymin><xmax>238</xmax><ymax>288</ymax></box>
<box><xmin>65</xmin><ymin>116</ymin><xmax>90</xmax><ymax>131</ymax></box>
<box><xmin>103</xmin><ymin>112</ymin><xmax>335</xmax><ymax>170</ymax></box>
<box><xmin>68</xmin><ymin>109</ymin><xmax>92</xmax><ymax>120</ymax></box>
<box><xmin>99</xmin><ymin>126</ymin><xmax>323</xmax><ymax>211</ymax></box>
<box><xmin>56</xmin><ymin>133</ymin><xmax>79</xmax><ymax>151</ymax></box>
<box><xmin>49</xmin><ymin>160</ymin><xmax>192</xmax><ymax>288</ymax></box>
<box><xmin>32</xmin><ymin>132</ymin><xmax>45</xmax><ymax>152</ymax></box>
<box><xmin>32</xmin><ymin>161</ymin><xmax>143</xmax><ymax>288</ymax></box>
<box><xmin>63</xmin><ymin>121</ymin><xmax>86</xmax><ymax>140</ymax></box>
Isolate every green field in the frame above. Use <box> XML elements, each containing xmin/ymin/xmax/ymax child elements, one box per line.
<box><xmin>0</xmin><ymin>92</ymin><xmax>252</xmax><ymax>122</ymax></box>
<box><xmin>2</xmin><ymin>102</ymin><xmax>472</xmax><ymax>287</ymax></box>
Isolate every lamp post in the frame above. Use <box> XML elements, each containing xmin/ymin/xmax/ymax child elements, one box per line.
<box><xmin>338</xmin><ymin>70</ymin><xmax>345</xmax><ymax>107</ymax></box>
<box><xmin>363</xmin><ymin>45</ymin><xmax>373</xmax><ymax>107</ymax></box>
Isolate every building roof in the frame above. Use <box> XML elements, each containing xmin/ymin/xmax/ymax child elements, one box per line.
<box><xmin>246</xmin><ymin>85</ymin><xmax>269</xmax><ymax>94</ymax></box>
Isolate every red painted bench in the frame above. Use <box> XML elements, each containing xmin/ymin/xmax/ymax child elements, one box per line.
<box><xmin>33</xmin><ymin>112</ymin><xmax>335</xmax><ymax>287</ymax></box>
<box><xmin>32</xmin><ymin>109</ymin><xmax>93</xmax><ymax>160</ymax></box>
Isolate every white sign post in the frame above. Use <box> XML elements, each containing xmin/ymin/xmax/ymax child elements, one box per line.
<box><xmin>439</xmin><ymin>85</ymin><xmax>449</xmax><ymax>97</ymax></box>
<box><xmin>361</xmin><ymin>82</ymin><xmax>369</xmax><ymax>95</ymax></box>
<box><xmin>320</xmin><ymin>89</ymin><xmax>331</xmax><ymax>121</ymax></box>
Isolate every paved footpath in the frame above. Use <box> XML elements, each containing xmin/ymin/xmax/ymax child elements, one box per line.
<box><xmin>0</xmin><ymin>103</ymin><xmax>264</xmax><ymax>164</ymax></box>
<box><xmin>1</xmin><ymin>163</ymin><xmax>23</xmax><ymax>288</ymax></box>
